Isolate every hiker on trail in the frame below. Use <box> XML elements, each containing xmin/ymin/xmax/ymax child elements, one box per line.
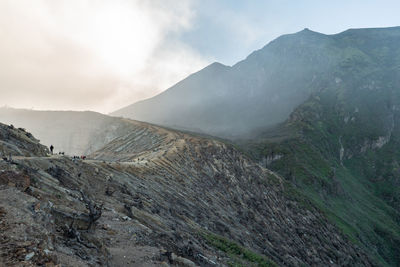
<box><xmin>50</xmin><ymin>145</ymin><xmax>54</xmax><ymax>155</ymax></box>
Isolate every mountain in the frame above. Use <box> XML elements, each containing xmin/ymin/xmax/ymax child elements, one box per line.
<box><xmin>238</xmin><ymin>27</ymin><xmax>400</xmax><ymax>266</ymax></box>
<box><xmin>113</xmin><ymin>26</ymin><xmax>400</xmax><ymax>265</ymax></box>
<box><xmin>111</xmin><ymin>27</ymin><xmax>365</xmax><ymax>138</ymax></box>
<box><xmin>0</xmin><ymin>107</ymin><xmax>137</xmax><ymax>155</ymax></box>
<box><xmin>2</xmin><ymin>26</ymin><xmax>400</xmax><ymax>266</ymax></box>
<box><xmin>0</xmin><ymin>120</ymin><xmax>373</xmax><ymax>266</ymax></box>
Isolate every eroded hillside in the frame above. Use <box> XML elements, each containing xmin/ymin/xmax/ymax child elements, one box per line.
<box><xmin>0</xmin><ymin>120</ymin><xmax>373</xmax><ymax>266</ymax></box>
<box><xmin>241</xmin><ymin>66</ymin><xmax>400</xmax><ymax>265</ymax></box>
<box><xmin>0</xmin><ymin>122</ymin><xmax>48</xmax><ymax>157</ymax></box>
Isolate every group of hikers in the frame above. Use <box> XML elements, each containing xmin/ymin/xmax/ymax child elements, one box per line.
<box><xmin>49</xmin><ymin>145</ymin><xmax>86</xmax><ymax>160</ymax></box>
<box><xmin>72</xmin><ymin>155</ymin><xmax>87</xmax><ymax>160</ymax></box>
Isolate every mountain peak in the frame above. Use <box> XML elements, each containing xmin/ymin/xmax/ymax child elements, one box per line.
<box><xmin>301</xmin><ymin>27</ymin><xmax>312</xmax><ymax>32</ymax></box>
<box><xmin>295</xmin><ymin>27</ymin><xmax>327</xmax><ymax>37</ymax></box>
<box><xmin>204</xmin><ymin>61</ymin><xmax>230</xmax><ymax>70</ymax></box>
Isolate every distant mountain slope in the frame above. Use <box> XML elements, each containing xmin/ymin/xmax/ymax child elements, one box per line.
<box><xmin>239</xmin><ymin>26</ymin><xmax>400</xmax><ymax>265</ymax></box>
<box><xmin>113</xmin><ymin>27</ymin><xmax>400</xmax><ymax>138</ymax></box>
<box><xmin>0</xmin><ymin>107</ymin><xmax>136</xmax><ymax>155</ymax></box>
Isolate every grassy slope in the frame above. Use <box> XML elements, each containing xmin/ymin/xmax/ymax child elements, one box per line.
<box><xmin>241</xmin><ymin>28</ymin><xmax>400</xmax><ymax>266</ymax></box>
<box><xmin>201</xmin><ymin>232</ymin><xmax>278</xmax><ymax>267</ymax></box>
<box><xmin>243</xmin><ymin>99</ymin><xmax>400</xmax><ymax>266</ymax></box>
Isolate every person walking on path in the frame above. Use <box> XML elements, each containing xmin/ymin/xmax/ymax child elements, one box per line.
<box><xmin>50</xmin><ymin>145</ymin><xmax>54</xmax><ymax>155</ymax></box>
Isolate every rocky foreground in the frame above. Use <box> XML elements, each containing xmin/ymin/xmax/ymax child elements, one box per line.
<box><xmin>0</xmin><ymin>120</ymin><xmax>373</xmax><ymax>266</ymax></box>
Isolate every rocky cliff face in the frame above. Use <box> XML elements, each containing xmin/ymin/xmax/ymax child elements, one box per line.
<box><xmin>0</xmin><ymin>120</ymin><xmax>373</xmax><ymax>266</ymax></box>
<box><xmin>0</xmin><ymin>122</ymin><xmax>48</xmax><ymax>157</ymax></box>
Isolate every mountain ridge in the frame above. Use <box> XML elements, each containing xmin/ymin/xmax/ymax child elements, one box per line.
<box><xmin>238</xmin><ymin>30</ymin><xmax>400</xmax><ymax>264</ymax></box>
<box><xmin>0</xmin><ymin>120</ymin><xmax>374</xmax><ymax>266</ymax></box>
<box><xmin>113</xmin><ymin>27</ymin><xmax>400</xmax><ymax>138</ymax></box>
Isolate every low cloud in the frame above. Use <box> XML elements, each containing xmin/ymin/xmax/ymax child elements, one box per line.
<box><xmin>0</xmin><ymin>0</ymin><xmax>210</xmax><ymax>113</ymax></box>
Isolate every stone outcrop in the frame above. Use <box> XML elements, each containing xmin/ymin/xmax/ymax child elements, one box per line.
<box><xmin>0</xmin><ymin>122</ymin><xmax>48</xmax><ymax>157</ymax></box>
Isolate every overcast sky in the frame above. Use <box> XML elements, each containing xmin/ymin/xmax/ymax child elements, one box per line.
<box><xmin>1</xmin><ymin>0</ymin><xmax>399</xmax><ymax>113</ymax></box>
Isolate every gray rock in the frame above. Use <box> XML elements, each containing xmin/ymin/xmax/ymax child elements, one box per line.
<box><xmin>25</xmin><ymin>252</ymin><xmax>35</xmax><ymax>261</ymax></box>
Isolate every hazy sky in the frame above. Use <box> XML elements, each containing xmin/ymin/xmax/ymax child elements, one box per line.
<box><xmin>1</xmin><ymin>0</ymin><xmax>399</xmax><ymax>113</ymax></box>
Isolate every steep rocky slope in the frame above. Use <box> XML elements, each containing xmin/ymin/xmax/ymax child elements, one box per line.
<box><xmin>0</xmin><ymin>107</ymin><xmax>136</xmax><ymax>155</ymax></box>
<box><xmin>113</xmin><ymin>26</ymin><xmax>400</xmax><ymax>265</ymax></box>
<box><xmin>113</xmin><ymin>26</ymin><xmax>400</xmax><ymax>139</ymax></box>
<box><xmin>0</xmin><ymin>120</ymin><xmax>373</xmax><ymax>266</ymax></box>
<box><xmin>240</xmin><ymin>34</ymin><xmax>400</xmax><ymax>265</ymax></box>
<box><xmin>0</xmin><ymin>122</ymin><xmax>48</xmax><ymax>157</ymax></box>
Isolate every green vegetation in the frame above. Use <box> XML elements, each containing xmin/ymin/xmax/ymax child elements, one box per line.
<box><xmin>202</xmin><ymin>232</ymin><xmax>277</xmax><ymax>267</ymax></box>
<box><xmin>241</xmin><ymin>31</ymin><xmax>400</xmax><ymax>265</ymax></box>
<box><xmin>244</xmin><ymin>97</ymin><xmax>400</xmax><ymax>266</ymax></box>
